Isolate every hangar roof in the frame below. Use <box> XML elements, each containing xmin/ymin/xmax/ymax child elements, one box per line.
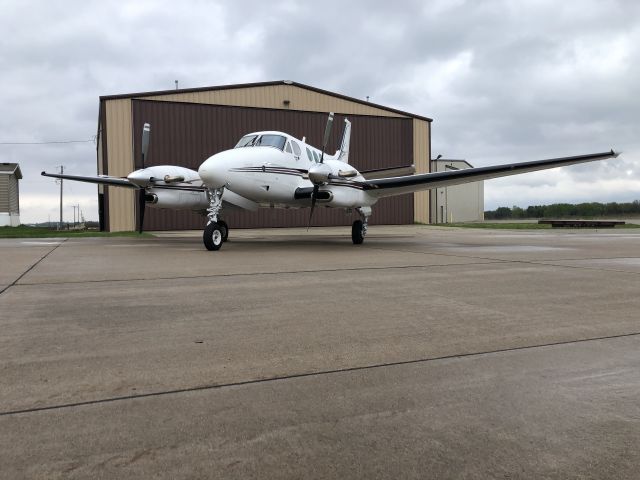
<box><xmin>99</xmin><ymin>80</ymin><xmax>433</xmax><ymax>123</ymax></box>
<box><xmin>433</xmin><ymin>159</ymin><xmax>474</xmax><ymax>169</ymax></box>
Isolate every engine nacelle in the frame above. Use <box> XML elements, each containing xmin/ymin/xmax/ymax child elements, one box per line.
<box><xmin>146</xmin><ymin>189</ymin><xmax>208</xmax><ymax>210</ymax></box>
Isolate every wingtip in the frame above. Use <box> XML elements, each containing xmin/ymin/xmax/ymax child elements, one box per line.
<box><xmin>611</xmin><ymin>149</ymin><xmax>621</xmax><ymax>158</ymax></box>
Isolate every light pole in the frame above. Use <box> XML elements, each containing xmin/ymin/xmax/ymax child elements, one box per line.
<box><xmin>432</xmin><ymin>154</ymin><xmax>442</xmax><ymax>223</ymax></box>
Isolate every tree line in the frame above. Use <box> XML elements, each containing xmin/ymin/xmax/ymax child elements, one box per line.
<box><xmin>485</xmin><ymin>201</ymin><xmax>640</xmax><ymax>219</ymax></box>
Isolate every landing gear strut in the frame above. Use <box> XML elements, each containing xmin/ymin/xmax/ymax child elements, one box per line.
<box><xmin>204</xmin><ymin>188</ymin><xmax>227</xmax><ymax>251</ymax></box>
<box><xmin>352</xmin><ymin>207</ymin><xmax>370</xmax><ymax>245</ymax></box>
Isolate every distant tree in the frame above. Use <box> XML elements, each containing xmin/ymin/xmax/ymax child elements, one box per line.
<box><xmin>511</xmin><ymin>205</ymin><xmax>525</xmax><ymax>218</ymax></box>
<box><xmin>526</xmin><ymin>205</ymin><xmax>545</xmax><ymax>218</ymax></box>
<box><xmin>493</xmin><ymin>207</ymin><xmax>513</xmax><ymax>219</ymax></box>
<box><xmin>484</xmin><ymin>201</ymin><xmax>640</xmax><ymax>220</ymax></box>
<box><xmin>605</xmin><ymin>202</ymin><xmax>621</xmax><ymax>216</ymax></box>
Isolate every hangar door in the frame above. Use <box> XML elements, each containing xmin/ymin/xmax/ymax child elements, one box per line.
<box><xmin>128</xmin><ymin>99</ymin><xmax>414</xmax><ymax>230</ymax></box>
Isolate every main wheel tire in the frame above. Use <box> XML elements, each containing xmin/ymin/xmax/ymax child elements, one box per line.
<box><xmin>218</xmin><ymin>220</ymin><xmax>229</xmax><ymax>242</ymax></box>
<box><xmin>352</xmin><ymin>220</ymin><xmax>365</xmax><ymax>245</ymax></box>
<box><xmin>203</xmin><ymin>222</ymin><xmax>224</xmax><ymax>251</ymax></box>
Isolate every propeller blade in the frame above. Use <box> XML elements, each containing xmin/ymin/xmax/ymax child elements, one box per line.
<box><xmin>141</xmin><ymin>123</ymin><xmax>151</xmax><ymax>168</ymax></box>
<box><xmin>319</xmin><ymin>112</ymin><xmax>334</xmax><ymax>164</ymax></box>
<box><xmin>137</xmin><ymin>188</ymin><xmax>146</xmax><ymax>234</ymax></box>
<box><xmin>307</xmin><ymin>185</ymin><xmax>319</xmax><ymax>230</ymax></box>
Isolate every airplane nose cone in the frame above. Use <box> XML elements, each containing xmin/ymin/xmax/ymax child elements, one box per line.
<box><xmin>198</xmin><ymin>154</ymin><xmax>228</xmax><ymax>189</ymax></box>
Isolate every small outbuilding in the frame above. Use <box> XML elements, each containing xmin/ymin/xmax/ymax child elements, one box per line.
<box><xmin>430</xmin><ymin>159</ymin><xmax>484</xmax><ymax>223</ymax></box>
<box><xmin>0</xmin><ymin>163</ymin><xmax>22</xmax><ymax>226</ymax></box>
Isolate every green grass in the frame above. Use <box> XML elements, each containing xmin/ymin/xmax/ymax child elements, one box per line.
<box><xmin>424</xmin><ymin>222</ymin><xmax>640</xmax><ymax>229</ymax></box>
<box><xmin>0</xmin><ymin>226</ymin><xmax>152</xmax><ymax>238</ymax></box>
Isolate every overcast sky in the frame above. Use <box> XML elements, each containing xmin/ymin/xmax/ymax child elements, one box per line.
<box><xmin>1</xmin><ymin>0</ymin><xmax>639</xmax><ymax>223</ymax></box>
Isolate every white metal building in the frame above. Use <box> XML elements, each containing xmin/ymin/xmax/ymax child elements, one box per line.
<box><xmin>430</xmin><ymin>159</ymin><xmax>484</xmax><ymax>223</ymax></box>
<box><xmin>0</xmin><ymin>163</ymin><xmax>22</xmax><ymax>226</ymax></box>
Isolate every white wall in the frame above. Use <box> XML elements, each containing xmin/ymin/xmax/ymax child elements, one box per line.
<box><xmin>430</xmin><ymin>160</ymin><xmax>484</xmax><ymax>223</ymax></box>
<box><xmin>0</xmin><ymin>212</ymin><xmax>20</xmax><ymax>226</ymax></box>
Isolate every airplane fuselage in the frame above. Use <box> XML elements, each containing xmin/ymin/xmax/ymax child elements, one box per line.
<box><xmin>197</xmin><ymin>131</ymin><xmax>375</xmax><ymax>210</ymax></box>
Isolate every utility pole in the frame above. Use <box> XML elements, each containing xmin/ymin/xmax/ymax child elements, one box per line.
<box><xmin>72</xmin><ymin>205</ymin><xmax>77</xmax><ymax>228</ymax></box>
<box><xmin>57</xmin><ymin>165</ymin><xmax>64</xmax><ymax>230</ymax></box>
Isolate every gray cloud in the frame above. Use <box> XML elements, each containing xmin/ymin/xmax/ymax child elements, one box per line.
<box><xmin>1</xmin><ymin>0</ymin><xmax>638</xmax><ymax>222</ymax></box>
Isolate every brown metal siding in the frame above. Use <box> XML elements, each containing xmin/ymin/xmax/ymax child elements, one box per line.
<box><xmin>131</xmin><ymin>100</ymin><xmax>414</xmax><ymax>230</ymax></box>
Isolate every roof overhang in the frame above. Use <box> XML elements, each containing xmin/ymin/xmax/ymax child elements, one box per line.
<box><xmin>0</xmin><ymin>163</ymin><xmax>22</xmax><ymax>179</ymax></box>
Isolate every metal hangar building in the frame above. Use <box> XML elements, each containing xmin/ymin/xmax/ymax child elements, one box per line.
<box><xmin>97</xmin><ymin>80</ymin><xmax>433</xmax><ymax>231</ymax></box>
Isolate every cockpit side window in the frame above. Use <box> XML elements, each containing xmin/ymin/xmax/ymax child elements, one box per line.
<box><xmin>285</xmin><ymin>141</ymin><xmax>292</xmax><ymax>153</ymax></box>
<box><xmin>234</xmin><ymin>135</ymin><xmax>258</xmax><ymax>148</ymax></box>
<box><xmin>256</xmin><ymin>134</ymin><xmax>286</xmax><ymax>150</ymax></box>
<box><xmin>291</xmin><ymin>140</ymin><xmax>302</xmax><ymax>158</ymax></box>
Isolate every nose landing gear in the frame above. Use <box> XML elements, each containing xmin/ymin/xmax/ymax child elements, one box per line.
<box><xmin>203</xmin><ymin>188</ymin><xmax>228</xmax><ymax>251</ymax></box>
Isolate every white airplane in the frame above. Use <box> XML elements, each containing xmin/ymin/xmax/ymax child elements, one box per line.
<box><xmin>43</xmin><ymin>113</ymin><xmax>619</xmax><ymax>251</ymax></box>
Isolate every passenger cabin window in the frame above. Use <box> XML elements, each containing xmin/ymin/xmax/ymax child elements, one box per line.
<box><xmin>306</xmin><ymin>148</ymin><xmax>313</xmax><ymax>162</ymax></box>
<box><xmin>235</xmin><ymin>135</ymin><xmax>258</xmax><ymax>148</ymax></box>
<box><xmin>255</xmin><ymin>134</ymin><xmax>286</xmax><ymax>150</ymax></box>
<box><xmin>285</xmin><ymin>141</ymin><xmax>292</xmax><ymax>154</ymax></box>
<box><xmin>312</xmin><ymin>150</ymin><xmax>320</xmax><ymax>163</ymax></box>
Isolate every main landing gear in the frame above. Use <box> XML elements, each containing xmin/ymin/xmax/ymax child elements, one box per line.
<box><xmin>203</xmin><ymin>187</ymin><xmax>229</xmax><ymax>251</ymax></box>
<box><xmin>351</xmin><ymin>206</ymin><xmax>370</xmax><ymax>245</ymax></box>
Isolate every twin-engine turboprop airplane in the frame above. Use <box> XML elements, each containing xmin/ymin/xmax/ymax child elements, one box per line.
<box><xmin>43</xmin><ymin>113</ymin><xmax>619</xmax><ymax>251</ymax></box>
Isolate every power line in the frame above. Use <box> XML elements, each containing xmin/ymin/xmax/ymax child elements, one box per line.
<box><xmin>0</xmin><ymin>138</ymin><xmax>94</xmax><ymax>145</ymax></box>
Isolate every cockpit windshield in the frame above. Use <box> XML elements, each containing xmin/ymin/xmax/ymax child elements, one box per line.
<box><xmin>255</xmin><ymin>134</ymin><xmax>286</xmax><ymax>150</ymax></box>
<box><xmin>234</xmin><ymin>134</ymin><xmax>287</xmax><ymax>151</ymax></box>
<box><xmin>234</xmin><ymin>135</ymin><xmax>258</xmax><ymax>148</ymax></box>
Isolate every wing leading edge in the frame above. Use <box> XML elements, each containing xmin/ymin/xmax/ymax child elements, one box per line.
<box><xmin>364</xmin><ymin>150</ymin><xmax>619</xmax><ymax>198</ymax></box>
<box><xmin>41</xmin><ymin>172</ymin><xmax>137</xmax><ymax>188</ymax></box>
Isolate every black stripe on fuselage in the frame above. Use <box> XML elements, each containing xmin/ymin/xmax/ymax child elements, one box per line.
<box><xmin>230</xmin><ymin>167</ymin><xmax>367</xmax><ymax>193</ymax></box>
<box><xmin>230</xmin><ymin>166</ymin><xmax>308</xmax><ymax>176</ymax></box>
<box><xmin>149</xmin><ymin>185</ymin><xmax>207</xmax><ymax>192</ymax></box>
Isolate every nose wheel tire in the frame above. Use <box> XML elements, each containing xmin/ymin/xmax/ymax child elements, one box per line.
<box><xmin>218</xmin><ymin>220</ymin><xmax>229</xmax><ymax>242</ymax></box>
<box><xmin>352</xmin><ymin>220</ymin><xmax>365</xmax><ymax>245</ymax></box>
<box><xmin>203</xmin><ymin>222</ymin><xmax>224</xmax><ymax>251</ymax></box>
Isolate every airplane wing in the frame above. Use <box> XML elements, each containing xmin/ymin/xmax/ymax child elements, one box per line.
<box><xmin>41</xmin><ymin>172</ymin><xmax>137</xmax><ymax>188</ymax></box>
<box><xmin>41</xmin><ymin>170</ymin><xmax>260</xmax><ymax>212</ymax></box>
<box><xmin>363</xmin><ymin>150</ymin><xmax>619</xmax><ymax>198</ymax></box>
<box><xmin>360</xmin><ymin>165</ymin><xmax>415</xmax><ymax>180</ymax></box>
